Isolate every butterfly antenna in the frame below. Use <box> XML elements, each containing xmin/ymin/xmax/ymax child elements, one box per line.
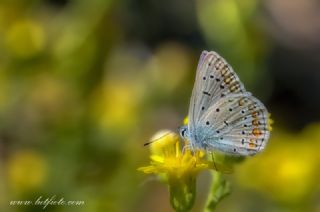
<box><xmin>143</xmin><ymin>131</ymin><xmax>173</xmax><ymax>146</ymax></box>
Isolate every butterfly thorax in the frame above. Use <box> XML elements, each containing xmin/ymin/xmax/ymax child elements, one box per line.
<box><xmin>179</xmin><ymin>125</ymin><xmax>220</xmax><ymax>150</ymax></box>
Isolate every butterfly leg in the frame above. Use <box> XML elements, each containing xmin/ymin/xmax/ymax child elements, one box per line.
<box><xmin>210</xmin><ymin>151</ymin><xmax>219</xmax><ymax>171</ymax></box>
<box><xmin>181</xmin><ymin>144</ymin><xmax>191</xmax><ymax>154</ymax></box>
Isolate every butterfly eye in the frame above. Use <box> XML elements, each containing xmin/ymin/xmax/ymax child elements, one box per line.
<box><xmin>181</xmin><ymin>129</ymin><xmax>186</xmax><ymax>137</ymax></box>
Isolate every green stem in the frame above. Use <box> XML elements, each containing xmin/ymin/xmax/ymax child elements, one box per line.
<box><xmin>205</xmin><ymin>171</ymin><xmax>231</xmax><ymax>212</ymax></box>
<box><xmin>169</xmin><ymin>175</ymin><xmax>196</xmax><ymax>212</ymax></box>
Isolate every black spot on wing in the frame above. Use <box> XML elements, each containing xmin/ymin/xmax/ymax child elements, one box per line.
<box><xmin>203</xmin><ymin>91</ymin><xmax>211</xmax><ymax>96</ymax></box>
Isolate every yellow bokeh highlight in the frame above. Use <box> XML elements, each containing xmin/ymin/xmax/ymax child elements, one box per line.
<box><xmin>7</xmin><ymin>150</ymin><xmax>47</xmax><ymax>193</ymax></box>
<box><xmin>91</xmin><ymin>81</ymin><xmax>139</xmax><ymax>131</ymax></box>
<box><xmin>27</xmin><ymin>74</ymin><xmax>70</xmax><ymax>116</ymax></box>
<box><xmin>235</xmin><ymin>128</ymin><xmax>320</xmax><ymax>204</ymax></box>
<box><xmin>5</xmin><ymin>19</ymin><xmax>45</xmax><ymax>58</ymax></box>
<box><xmin>145</xmin><ymin>43</ymin><xmax>191</xmax><ymax>93</ymax></box>
<box><xmin>197</xmin><ymin>0</ymin><xmax>243</xmax><ymax>44</ymax></box>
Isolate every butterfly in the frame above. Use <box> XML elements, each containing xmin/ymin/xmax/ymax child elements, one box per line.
<box><xmin>179</xmin><ymin>51</ymin><xmax>270</xmax><ymax>156</ymax></box>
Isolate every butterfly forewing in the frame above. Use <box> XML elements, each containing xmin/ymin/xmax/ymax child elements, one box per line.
<box><xmin>188</xmin><ymin>51</ymin><xmax>246</xmax><ymax>133</ymax></box>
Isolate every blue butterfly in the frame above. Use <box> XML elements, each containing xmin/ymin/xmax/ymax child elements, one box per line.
<box><xmin>179</xmin><ymin>51</ymin><xmax>270</xmax><ymax>156</ymax></box>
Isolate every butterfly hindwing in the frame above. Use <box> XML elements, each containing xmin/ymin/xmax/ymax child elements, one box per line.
<box><xmin>196</xmin><ymin>93</ymin><xmax>270</xmax><ymax>155</ymax></box>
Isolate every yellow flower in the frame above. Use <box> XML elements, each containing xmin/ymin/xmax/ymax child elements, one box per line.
<box><xmin>138</xmin><ymin>130</ymin><xmax>214</xmax><ymax>178</ymax></box>
<box><xmin>138</xmin><ymin>130</ymin><xmax>220</xmax><ymax>211</ymax></box>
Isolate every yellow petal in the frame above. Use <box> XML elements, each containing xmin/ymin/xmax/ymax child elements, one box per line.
<box><xmin>137</xmin><ymin>166</ymin><xmax>158</xmax><ymax>174</ymax></box>
<box><xmin>150</xmin><ymin>155</ymin><xmax>165</xmax><ymax>163</ymax></box>
<box><xmin>183</xmin><ymin>117</ymin><xmax>189</xmax><ymax>125</ymax></box>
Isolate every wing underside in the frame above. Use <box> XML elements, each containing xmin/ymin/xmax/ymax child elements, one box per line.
<box><xmin>188</xmin><ymin>51</ymin><xmax>246</xmax><ymax>133</ymax></box>
<box><xmin>197</xmin><ymin>94</ymin><xmax>270</xmax><ymax>155</ymax></box>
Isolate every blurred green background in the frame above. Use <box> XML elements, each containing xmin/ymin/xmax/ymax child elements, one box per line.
<box><xmin>0</xmin><ymin>0</ymin><xmax>319</xmax><ymax>211</ymax></box>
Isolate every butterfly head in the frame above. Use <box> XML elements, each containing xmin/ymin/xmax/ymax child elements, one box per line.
<box><xmin>178</xmin><ymin>125</ymin><xmax>189</xmax><ymax>140</ymax></box>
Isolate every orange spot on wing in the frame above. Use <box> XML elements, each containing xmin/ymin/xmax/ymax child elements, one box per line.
<box><xmin>221</xmin><ymin>68</ymin><xmax>227</xmax><ymax>76</ymax></box>
<box><xmin>230</xmin><ymin>85</ymin><xmax>236</xmax><ymax>92</ymax></box>
<box><xmin>252</xmin><ymin>111</ymin><xmax>258</xmax><ymax>118</ymax></box>
<box><xmin>249</xmin><ymin>105</ymin><xmax>255</xmax><ymax>110</ymax></box>
<box><xmin>252</xmin><ymin>128</ymin><xmax>262</xmax><ymax>136</ymax></box>
<box><xmin>224</xmin><ymin>77</ymin><xmax>231</xmax><ymax>84</ymax></box>
<box><xmin>249</xmin><ymin>143</ymin><xmax>256</xmax><ymax>148</ymax></box>
<box><xmin>252</xmin><ymin>119</ymin><xmax>259</xmax><ymax>126</ymax></box>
